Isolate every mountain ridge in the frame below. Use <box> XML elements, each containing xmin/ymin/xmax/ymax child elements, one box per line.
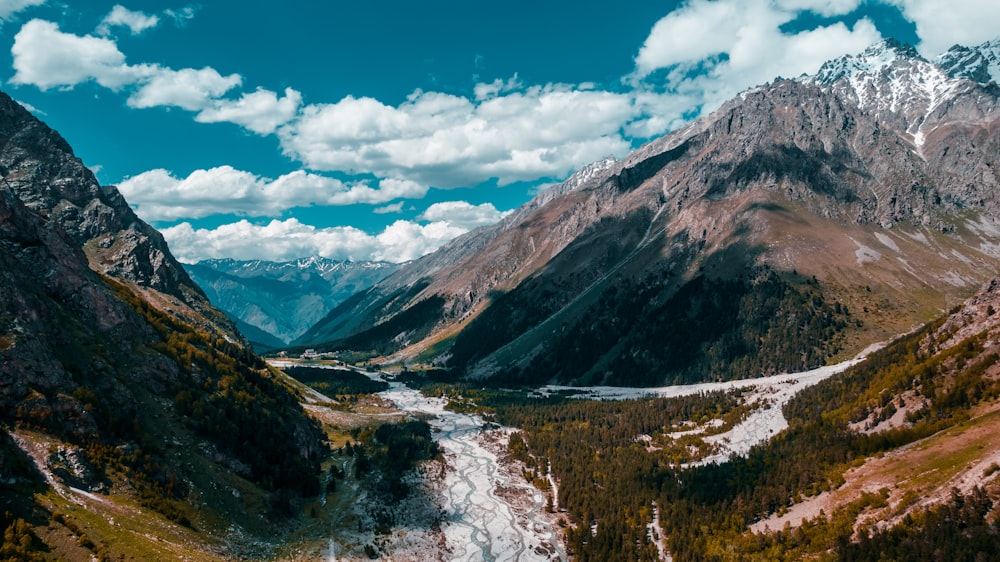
<box><xmin>298</xmin><ymin>37</ymin><xmax>1000</xmax><ymax>386</ymax></box>
<box><xmin>185</xmin><ymin>256</ymin><xmax>398</xmax><ymax>347</ymax></box>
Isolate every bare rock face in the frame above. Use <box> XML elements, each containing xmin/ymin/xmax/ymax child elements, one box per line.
<box><xmin>0</xmin><ymin>92</ymin><xmax>243</xmax><ymax>344</ymax></box>
<box><xmin>301</xmin><ymin>38</ymin><xmax>1000</xmax><ymax>386</ymax></box>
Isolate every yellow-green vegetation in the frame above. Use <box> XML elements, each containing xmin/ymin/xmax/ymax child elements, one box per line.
<box><xmin>443</xmin><ymin>308</ymin><xmax>1000</xmax><ymax>560</ymax></box>
<box><xmin>107</xmin><ymin>277</ymin><xmax>324</xmax><ymax>496</ymax></box>
<box><xmin>0</xmin><ymin>276</ymin><xmax>332</xmax><ymax>559</ymax></box>
<box><xmin>1</xmin><ymin>512</ymin><xmax>44</xmax><ymax>562</ymax></box>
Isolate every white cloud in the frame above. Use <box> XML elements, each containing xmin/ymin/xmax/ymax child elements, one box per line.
<box><xmin>0</xmin><ymin>0</ymin><xmax>44</xmax><ymax>21</ymax></box>
<box><xmin>127</xmin><ymin>66</ymin><xmax>241</xmax><ymax>110</ymax></box>
<box><xmin>13</xmin><ymin>98</ymin><xmax>43</xmax><ymax>115</ymax></box>
<box><xmin>164</xmin><ymin>5</ymin><xmax>197</xmax><ymax>25</ymax></box>
<box><xmin>632</xmin><ymin>1</ymin><xmax>882</xmax><ymax>112</ymax></box>
<box><xmin>374</xmin><ymin>202</ymin><xmax>405</xmax><ymax>214</ymax></box>
<box><xmin>279</xmin><ymin>84</ymin><xmax>637</xmax><ymax>189</ymax></box>
<box><xmin>419</xmin><ymin>201</ymin><xmax>511</xmax><ymax>230</ymax></box>
<box><xmin>97</xmin><ymin>5</ymin><xmax>159</xmax><ymax>36</ymax></box>
<box><xmin>776</xmin><ymin>0</ymin><xmax>862</xmax><ymax>17</ymax></box>
<box><xmin>161</xmin><ymin>218</ymin><xmax>466</xmax><ymax>263</ymax></box>
<box><xmin>889</xmin><ymin>0</ymin><xmax>1000</xmax><ymax>56</ymax></box>
<box><xmin>10</xmin><ymin>19</ymin><xmax>151</xmax><ymax>90</ymax></box>
<box><xmin>8</xmin><ymin>19</ymin><xmax>300</xmax><ymax>136</ymax></box>
<box><xmin>117</xmin><ymin>166</ymin><xmax>428</xmax><ymax>222</ymax></box>
<box><xmin>473</xmin><ymin>74</ymin><xmax>524</xmax><ymax>101</ymax></box>
<box><xmin>195</xmin><ymin>87</ymin><xmax>302</xmax><ymax>134</ymax></box>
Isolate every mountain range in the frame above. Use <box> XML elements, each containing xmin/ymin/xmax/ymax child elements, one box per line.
<box><xmin>3</xmin><ymin>34</ymin><xmax>1000</xmax><ymax>560</ymax></box>
<box><xmin>184</xmin><ymin>257</ymin><xmax>398</xmax><ymax>350</ymax></box>
<box><xmin>298</xmin><ymin>38</ymin><xmax>1000</xmax><ymax>387</ymax></box>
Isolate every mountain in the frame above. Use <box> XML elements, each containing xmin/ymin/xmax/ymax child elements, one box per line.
<box><xmin>937</xmin><ymin>38</ymin><xmax>1000</xmax><ymax>84</ymax></box>
<box><xmin>0</xmin><ymin>92</ymin><xmax>324</xmax><ymax>559</ymax></box>
<box><xmin>299</xmin><ymin>38</ymin><xmax>1000</xmax><ymax>386</ymax></box>
<box><xmin>184</xmin><ymin>257</ymin><xmax>398</xmax><ymax>349</ymax></box>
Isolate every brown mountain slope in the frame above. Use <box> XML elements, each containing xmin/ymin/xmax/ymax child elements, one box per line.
<box><xmin>299</xmin><ymin>42</ymin><xmax>1000</xmax><ymax>386</ymax></box>
<box><xmin>0</xmin><ymin>92</ymin><xmax>243</xmax><ymax>344</ymax></box>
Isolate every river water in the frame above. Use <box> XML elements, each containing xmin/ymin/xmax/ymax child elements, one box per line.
<box><xmin>379</xmin><ymin>381</ymin><xmax>567</xmax><ymax>562</ymax></box>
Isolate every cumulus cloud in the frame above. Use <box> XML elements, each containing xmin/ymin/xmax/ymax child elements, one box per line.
<box><xmin>776</xmin><ymin>0</ymin><xmax>863</xmax><ymax>17</ymax></box>
<box><xmin>8</xmin><ymin>19</ymin><xmax>302</xmax><ymax>134</ymax></box>
<box><xmin>97</xmin><ymin>5</ymin><xmax>159</xmax><ymax>36</ymax></box>
<box><xmin>161</xmin><ymin>218</ymin><xmax>466</xmax><ymax>263</ymax></box>
<box><xmin>127</xmin><ymin>66</ymin><xmax>241</xmax><ymax>110</ymax></box>
<box><xmin>419</xmin><ymin>201</ymin><xmax>511</xmax><ymax>230</ymax></box>
<box><xmin>10</xmin><ymin>19</ymin><xmax>152</xmax><ymax>90</ymax></box>
<box><xmin>0</xmin><ymin>0</ymin><xmax>44</xmax><ymax>21</ymax></box>
<box><xmin>632</xmin><ymin>0</ymin><xmax>882</xmax><ymax>112</ymax></box>
<box><xmin>195</xmin><ymin>87</ymin><xmax>302</xmax><ymax>134</ymax></box>
<box><xmin>117</xmin><ymin>166</ymin><xmax>428</xmax><ymax>222</ymax></box>
<box><xmin>889</xmin><ymin>0</ymin><xmax>1000</xmax><ymax>56</ymax></box>
<box><xmin>279</xmin><ymin>84</ymin><xmax>637</xmax><ymax>188</ymax></box>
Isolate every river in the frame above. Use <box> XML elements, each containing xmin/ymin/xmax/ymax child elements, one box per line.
<box><xmin>379</xmin><ymin>381</ymin><xmax>567</xmax><ymax>561</ymax></box>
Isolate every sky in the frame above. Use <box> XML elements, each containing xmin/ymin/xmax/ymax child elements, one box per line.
<box><xmin>1</xmin><ymin>1</ymin><xmax>998</xmax><ymax>264</ymax></box>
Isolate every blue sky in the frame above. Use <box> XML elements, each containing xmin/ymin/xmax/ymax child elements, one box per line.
<box><xmin>1</xmin><ymin>1</ymin><xmax>997</xmax><ymax>263</ymax></box>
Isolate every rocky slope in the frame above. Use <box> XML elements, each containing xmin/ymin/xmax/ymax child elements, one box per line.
<box><xmin>0</xmin><ymin>92</ymin><xmax>324</xmax><ymax>559</ymax></box>
<box><xmin>734</xmin><ymin>270</ymin><xmax>1000</xmax><ymax>557</ymax></box>
<box><xmin>185</xmin><ymin>257</ymin><xmax>397</xmax><ymax>349</ymax></box>
<box><xmin>0</xmin><ymin>92</ymin><xmax>243</xmax><ymax>346</ymax></box>
<box><xmin>299</xmin><ymin>38</ymin><xmax>1000</xmax><ymax>386</ymax></box>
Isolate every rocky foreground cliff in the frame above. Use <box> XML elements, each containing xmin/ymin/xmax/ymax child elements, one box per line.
<box><xmin>0</xmin><ymin>92</ymin><xmax>325</xmax><ymax>560</ymax></box>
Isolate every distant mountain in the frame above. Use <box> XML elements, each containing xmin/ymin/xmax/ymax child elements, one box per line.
<box><xmin>0</xmin><ymin>92</ymin><xmax>324</xmax><ymax>559</ymax></box>
<box><xmin>185</xmin><ymin>257</ymin><xmax>398</xmax><ymax>348</ymax></box>
<box><xmin>299</xmin><ymin>38</ymin><xmax>1000</xmax><ymax>386</ymax></box>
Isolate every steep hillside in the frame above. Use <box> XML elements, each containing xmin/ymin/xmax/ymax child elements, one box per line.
<box><xmin>300</xmin><ymin>39</ymin><xmax>1000</xmax><ymax>386</ymax></box>
<box><xmin>0</xmin><ymin>92</ymin><xmax>325</xmax><ymax>559</ymax></box>
<box><xmin>186</xmin><ymin>257</ymin><xmax>397</xmax><ymax>349</ymax></box>
<box><xmin>475</xmin><ymin>273</ymin><xmax>1000</xmax><ymax>561</ymax></box>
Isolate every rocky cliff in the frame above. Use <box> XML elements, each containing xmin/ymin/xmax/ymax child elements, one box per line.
<box><xmin>0</xmin><ymin>92</ymin><xmax>324</xmax><ymax>560</ymax></box>
<box><xmin>0</xmin><ymin>92</ymin><xmax>244</xmax><ymax>345</ymax></box>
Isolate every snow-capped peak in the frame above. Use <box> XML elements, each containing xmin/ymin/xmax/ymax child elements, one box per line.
<box><xmin>937</xmin><ymin>38</ymin><xmax>1000</xmax><ymax>86</ymax></box>
<box><xmin>801</xmin><ymin>38</ymin><xmax>970</xmax><ymax>151</ymax></box>
<box><xmin>562</xmin><ymin>155</ymin><xmax>618</xmax><ymax>192</ymax></box>
<box><xmin>808</xmin><ymin>38</ymin><xmax>922</xmax><ymax>86</ymax></box>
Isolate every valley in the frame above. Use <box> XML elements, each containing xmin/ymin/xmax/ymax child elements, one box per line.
<box><xmin>265</xmin><ymin>360</ymin><xmax>566</xmax><ymax>561</ymax></box>
<box><xmin>3</xmin><ymin>15</ymin><xmax>1000</xmax><ymax>560</ymax></box>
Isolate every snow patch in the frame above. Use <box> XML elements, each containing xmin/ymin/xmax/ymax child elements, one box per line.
<box><xmin>901</xmin><ymin>230</ymin><xmax>931</xmax><ymax>246</ymax></box>
<box><xmin>950</xmin><ymin>249</ymin><xmax>973</xmax><ymax>265</ymax></box>
<box><xmin>874</xmin><ymin>232</ymin><xmax>900</xmax><ymax>252</ymax></box>
<box><xmin>537</xmin><ymin>344</ymin><xmax>883</xmax><ymax>465</ymax></box>
<box><xmin>848</xmin><ymin>236</ymin><xmax>882</xmax><ymax>265</ymax></box>
<box><xmin>937</xmin><ymin>270</ymin><xmax>971</xmax><ymax>287</ymax></box>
